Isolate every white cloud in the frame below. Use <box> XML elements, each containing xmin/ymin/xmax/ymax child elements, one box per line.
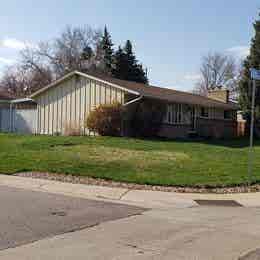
<box><xmin>183</xmin><ymin>73</ymin><xmax>201</xmax><ymax>81</ymax></box>
<box><xmin>0</xmin><ymin>37</ymin><xmax>35</xmax><ymax>50</ymax></box>
<box><xmin>0</xmin><ymin>57</ymin><xmax>15</xmax><ymax>65</ymax></box>
<box><xmin>226</xmin><ymin>46</ymin><xmax>250</xmax><ymax>59</ymax></box>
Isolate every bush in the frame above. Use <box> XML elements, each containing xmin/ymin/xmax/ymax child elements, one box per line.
<box><xmin>85</xmin><ymin>102</ymin><xmax>123</xmax><ymax>136</ymax></box>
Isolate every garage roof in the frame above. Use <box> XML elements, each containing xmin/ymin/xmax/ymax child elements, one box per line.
<box><xmin>0</xmin><ymin>90</ymin><xmax>13</xmax><ymax>101</ymax></box>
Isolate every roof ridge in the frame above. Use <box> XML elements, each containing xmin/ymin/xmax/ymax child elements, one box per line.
<box><xmin>80</xmin><ymin>71</ymin><xmax>230</xmax><ymax>106</ymax></box>
<box><xmin>76</xmin><ymin>71</ymin><xmax>238</xmax><ymax>109</ymax></box>
<box><xmin>30</xmin><ymin>70</ymin><xmax>238</xmax><ymax>110</ymax></box>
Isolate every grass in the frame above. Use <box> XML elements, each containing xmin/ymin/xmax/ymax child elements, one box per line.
<box><xmin>0</xmin><ymin>133</ymin><xmax>259</xmax><ymax>187</ymax></box>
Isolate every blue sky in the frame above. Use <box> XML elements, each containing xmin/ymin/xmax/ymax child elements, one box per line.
<box><xmin>0</xmin><ymin>0</ymin><xmax>258</xmax><ymax>91</ymax></box>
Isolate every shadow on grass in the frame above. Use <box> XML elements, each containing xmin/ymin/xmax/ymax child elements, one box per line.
<box><xmin>139</xmin><ymin>136</ymin><xmax>258</xmax><ymax>149</ymax></box>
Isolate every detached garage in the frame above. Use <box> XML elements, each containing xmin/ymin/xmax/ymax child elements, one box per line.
<box><xmin>0</xmin><ymin>91</ymin><xmax>13</xmax><ymax>132</ymax></box>
<box><xmin>9</xmin><ymin>99</ymin><xmax>37</xmax><ymax>134</ymax></box>
<box><xmin>0</xmin><ymin>93</ymin><xmax>37</xmax><ymax>134</ymax></box>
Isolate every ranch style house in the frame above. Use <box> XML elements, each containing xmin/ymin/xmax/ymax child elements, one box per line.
<box><xmin>0</xmin><ymin>71</ymin><xmax>239</xmax><ymax>138</ymax></box>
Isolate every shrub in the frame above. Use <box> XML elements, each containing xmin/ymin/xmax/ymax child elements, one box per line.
<box><xmin>64</xmin><ymin>121</ymin><xmax>82</xmax><ymax>136</ymax></box>
<box><xmin>130</xmin><ymin>99</ymin><xmax>166</xmax><ymax>138</ymax></box>
<box><xmin>85</xmin><ymin>102</ymin><xmax>123</xmax><ymax>136</ymax></box>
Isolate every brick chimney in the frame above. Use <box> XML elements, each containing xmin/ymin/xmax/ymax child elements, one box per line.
<box><xmin>208</xmin><ymin>89</ymin><xmax>230</xmax><ymax>103</ymax></box>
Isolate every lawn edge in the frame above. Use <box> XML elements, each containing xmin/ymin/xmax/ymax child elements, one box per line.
<box><xmin>13</xmin><ymin>172</ymin><xmax>260</xmax><ymax>194</ymax></box>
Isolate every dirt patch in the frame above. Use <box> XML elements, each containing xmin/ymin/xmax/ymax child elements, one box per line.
<box><xmin>69</xmin><ymin>145</ymin><xmax>189</xmax><ymax>167</ymax></box>
<box><xmin>14</xmin><ymin>172</ymin><xmax>260</xmax><ymax>194</ymax></box>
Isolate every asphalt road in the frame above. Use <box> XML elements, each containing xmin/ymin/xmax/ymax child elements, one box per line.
<box><xmin>1</xmin><ymin>177</ymin><xmax>260</xmax><ymax>259</ymax></box>
<box><xmin>0</xmin><ymin>185</ymin><xmax>145</xmax><ymax>250</ymax></box>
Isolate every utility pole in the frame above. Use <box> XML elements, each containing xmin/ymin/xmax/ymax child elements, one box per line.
<box><xmin>248</xmin><ymin>79</ymin><xmax>256</xmax><ymax>184</ymax></box>
<box><xmin>248</xmin><ymin>68</ymin><xmax>260</xmax><ymax>184</ymax></box>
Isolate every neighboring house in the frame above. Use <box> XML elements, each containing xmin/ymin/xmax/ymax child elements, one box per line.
<box><xmin>30</xmin><ymin>71</ymin><xmax>238</xmax><ymax>138</ymax></box>
<box><xmin>0</xmin><ymin>91</ymin><xmax>13</xmax><ymax>132</ymax></box>
<box><xmin>0</xmin><ymin>91</ymin><xmax>13</xmax><ymax>106</ymax></box>
<box><xmin>0</xmin><ymin>91</ymin><xmax>37</xmax><ymax>134</ymax></box>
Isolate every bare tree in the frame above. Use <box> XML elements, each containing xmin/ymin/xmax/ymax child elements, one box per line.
<box><xmin>0</xmin><ymin>25</ymin><xmax>103</xmax><ymax>97</ymax></box>
<box><xmin>194</xmin><ymin>52</ymin><xmax>238</xmax><ymax>96</ymax></box>
<box><xmin>21</xmin><ymin>25</ymin><xmax>103</xmax><ymax>79</ymax></box>
<box><xmin>0</xmin><ymin>64</ymin><xmax>52</xmax><ymax>98</ymax></box>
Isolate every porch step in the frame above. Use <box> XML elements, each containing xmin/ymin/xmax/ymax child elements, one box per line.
<box><xmin>188</xmin><ymin>131</ymin><xmax>198</xmax><ymax>138</ymax></box>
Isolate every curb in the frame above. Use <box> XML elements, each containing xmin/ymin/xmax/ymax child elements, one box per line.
<box><xmin>1</xmin><ymin>175</ymin><xmax>260</xmax><ymax>208</ymax></box>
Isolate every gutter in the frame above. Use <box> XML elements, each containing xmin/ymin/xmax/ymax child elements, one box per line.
<box><xmin>123</xmin><ymin>96</ymin><xmax>143</xmax><ymax>107</ymax></box>
<box><xmin>11</xmin><ymin>98</ymin><xmax>35</xmax><ymax>104</ymax></box>
<box><xmin>0</xmin><ymin>99</ymin><xmax>12</xmax><ymax>104</ymax></box>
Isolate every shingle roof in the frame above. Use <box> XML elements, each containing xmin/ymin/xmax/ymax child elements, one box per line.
<box><xmin>85</xmin><ymin>72</ymin><xmax>238</xmax><ymax>110</ymax></box>
<box><xmin>0</xmin><ymin>90</ymin><xmax>13</xmax><ymax>101</ymax></box>
<box><xmin>31</xmin><ymin>71</ymin><xmax>238</xmax><ymax>110</ymax></box>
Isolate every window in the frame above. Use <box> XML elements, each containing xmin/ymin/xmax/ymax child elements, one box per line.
<box><xmin>224</xmin><ymin>110</ymin><xmax>232</xmax><ymax>119</ymax></box>
<box><xmin>165</xmin><ymin>104</ymin><xmax>183</xmax><ymax>124</ymax></box>
<box><xmin>200</xmin><ymin>107</ymin><xmax>209</xmax><ymax>118</ymax></box>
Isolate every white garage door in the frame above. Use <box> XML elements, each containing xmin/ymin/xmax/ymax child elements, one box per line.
<box><xmin>12</xmin><ymin>109</ymin><xmax>37</xmax><ymax>134</ymax></box>
<box><xmin>0</xmin><ymin>109</ymin><xmax>11</xmax><ymax>132</ymax></box>
<box><xmin>0</xmin><ymin>108</ymin><xmax>37</xmax><ymax>134</ymax></box>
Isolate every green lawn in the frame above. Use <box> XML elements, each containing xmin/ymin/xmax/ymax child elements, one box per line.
<box><xmin>0</xmin><ymin>133</ymin><xmax>259</xmax><ymax>187</ymax></box>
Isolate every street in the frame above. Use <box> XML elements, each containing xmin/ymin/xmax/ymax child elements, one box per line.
<box><xmin>0</xmin><ymin>177</ymin><xmax>260</xmax><ymax>259</ymax></box>
<box><xmin>0</xmin><ymin>185</ymin><xmax>144</xmax><ymax>251</ymax></box>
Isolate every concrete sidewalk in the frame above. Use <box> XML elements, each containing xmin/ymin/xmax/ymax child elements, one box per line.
<box><xmin>1</xmin><ymin>174</ymin><xmax>260</xmax><ymax>208</ymax></box>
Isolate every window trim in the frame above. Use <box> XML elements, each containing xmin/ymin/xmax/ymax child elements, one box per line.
<box><xmin>164</xmin><ymin>103</ymin><xmax>187</xmax><ymax>125</ymax></box>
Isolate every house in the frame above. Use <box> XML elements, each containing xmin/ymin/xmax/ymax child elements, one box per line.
<box><xmin>30</xmin><ymin>71</ymin><xmax>238</xmax><ymax>138</ymax></box>
<box><xmin>0</xmin><ymin>91</ymin><xmax>13</xmax><ymax>132</ymax></box>
<box><xmin>0</xmin><ymin>91</ymin><xmax>13</xmax><ymax>105</ymax></box>
<box><xmin>0</xmin><ymin>91</ymin><xmax>37</xmax><ymax>133</ymax></box>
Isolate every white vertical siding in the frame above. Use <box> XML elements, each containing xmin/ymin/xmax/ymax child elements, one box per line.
<box><xmin>35</xmin><ymin>75</ymin><xmax>126</xmax><ymax>135</ymax></box>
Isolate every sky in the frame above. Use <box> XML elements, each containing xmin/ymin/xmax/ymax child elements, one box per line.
<box><xmin>0</xmin><ymin>0</ymin><xmax>258</xmax><ymax>91</ymax></box>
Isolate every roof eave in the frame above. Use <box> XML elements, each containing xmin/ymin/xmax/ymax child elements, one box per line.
<box><xmin>141</xmin><ymin>95</ymin><xmax>238</xmax><ymax>110</ymax></box>
<box><xmin>30</xmin><ymin>71</ymin><xmax>140</xmax><ymax>99</ymax></box>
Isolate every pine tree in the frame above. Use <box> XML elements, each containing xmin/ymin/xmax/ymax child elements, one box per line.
<box><xmin>239</xmin><ymin>17</ymin><xmax>260</xmax><ymax>122</ymax></box>
<box><xmin>112</xmin><ymin>40</ymin><xmax>148</xmax><ymax>84</ymax></box>
<box><xmin>124</xmin><ymin>40</ymin><xmax>148</xmax><ymax>84</ymax></box>
<box><xmin>112</xmin><ymin>46</ymin><xmax>128</xmax><ymax>80</ymax></box>
<box><xmin>100</xmin><ymin>26</ymin><xmax>114</xmax><ymax>74</ymax></box>
<box><xmin>82</xmin><ymin>45</ymin><xmax>93</xmax><ymax>60</ymax></box>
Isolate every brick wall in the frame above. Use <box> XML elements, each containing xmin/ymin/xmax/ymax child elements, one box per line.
<box><xmin>197</xmin><ymin>118</ymin><xmax>237</xmax><ymax>138</ymax></box>
<box><xmin>158</xmin><ymin>124</ymin><xmax>191</xmax><ymax>138</ymax></box>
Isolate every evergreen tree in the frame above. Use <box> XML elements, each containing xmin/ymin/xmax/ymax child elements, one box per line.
<box><xmin>239</xmin><ymin>17</ymin><xmax>260</xmax><ymax>122</ymax></box>
<box><xmin>112</xmin><ymin>46</ymin><xmax>128</xmax><ymax>80</ymax></box>
<box><xmin>82</xmin><ymin>45</ymin><xmax>93</xmax><ymax>60</ymax></box>
<box><xmin>124</xmin><ymin>40</ymin><xmax>148</xmax><ymax>84</ymax></box>
<box><xmin>100</xmin><ymin>26</ymin><xmax>114</xmax><ymax>74</ymax></box>
<box><xmin>112</xmin><ymin>40</ymin><xmax>148</xmax><ymax>84</ymax></box>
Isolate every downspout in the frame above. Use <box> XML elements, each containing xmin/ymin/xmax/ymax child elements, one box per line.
<box><xmin>121</xmin><ymin>96</ymin><xmax>143</xmax><ymax>137</ymax></box>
